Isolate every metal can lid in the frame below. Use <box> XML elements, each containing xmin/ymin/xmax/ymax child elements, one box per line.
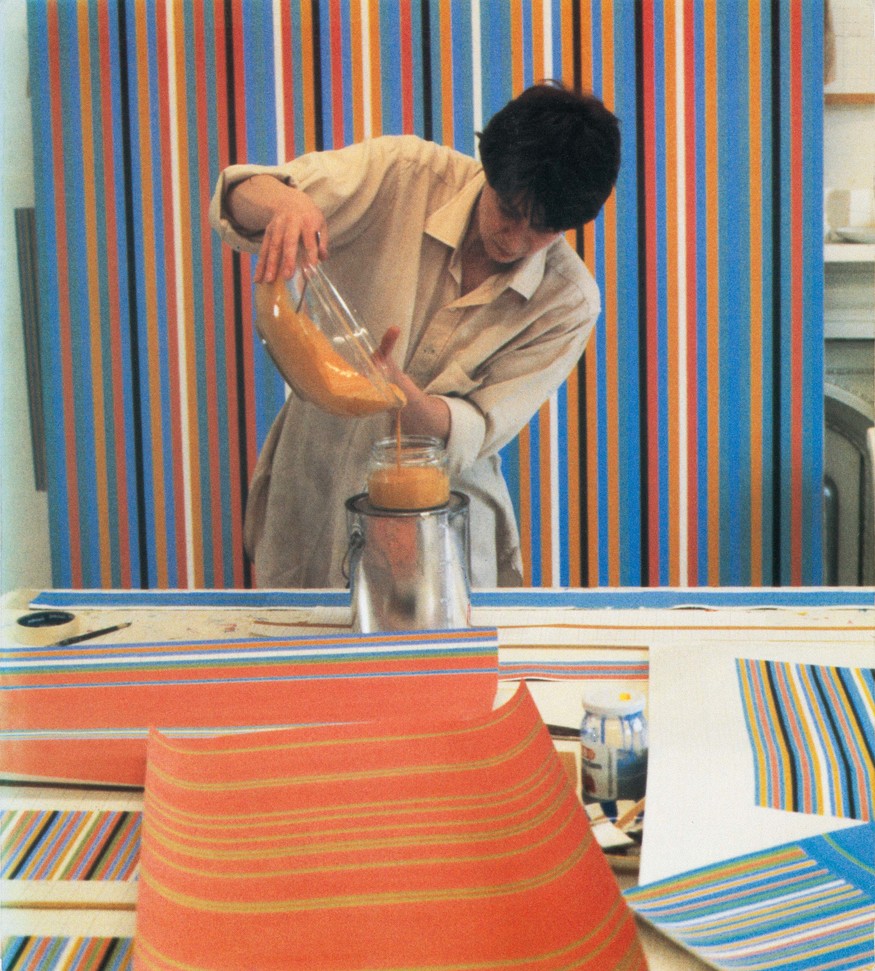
<box><xmin>581</xmin><ymin>687</ymin><xmax>646</xmax><ymax>717</ymax></box>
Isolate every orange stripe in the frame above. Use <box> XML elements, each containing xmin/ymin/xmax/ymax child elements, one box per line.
<box><xmin>519</xmin><ymin>427</ymin><xmax>533</xmax><ymax>584</ymax></box>
<box><xmin>350</xmin><ymin>0</ymin><xmax>365</xmax><ymax>143</ymax></box>
<box><xmin>748</xmin><ymin>0</ymin><xmax>764</xmax><ymax>585</ymax></box>
<box><xmin>440</xmin><ymin>0</ymin><xmax>454</xmax><ymax>146</ymax></box>
<box><xmin>74</xmin><ymin>2</ymin><xmax>111</xmax><ymax>587</ymax></box>
<box><xmin>368</xmin><ymin>0</ymin><xmax>383</xmax><ymax>135</ymax></box>
<box><xmin>538</xmin><ymin>405</ymin><xmax>553</xmax><ymax>586</ymax></box>
<box><xmin>531</xmin><ymin>0</ymin><xmax>544</xmax><ymax>80</ymax></box>
<box><xmin>663</xmin><ymin>0</ymin><xmax>680</xmax><ymax>585</ymax></box>
<box><xmin>559</xmin><ymin>0</ymin><xmax>572</xmax><ymax>90</ymax></box>
<box><xmin>704</xmin><ymin>0</ymin><xmax>721</xmax><ymax>586</ymax></box>
<box><xmin>299</xmin><ymin>0</ymin><xmax>317</xmax><ymax>152</ymax></box>
<box><xmin>511</xmin><ymin>0</ymin><xmax>523</xmax><ymax>94</ymax></box>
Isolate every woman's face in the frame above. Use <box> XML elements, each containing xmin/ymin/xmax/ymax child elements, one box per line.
<box><xmin>476</xmin><ymin>184</ymin><xmax>561</xmax><ymax>265</ymax></box>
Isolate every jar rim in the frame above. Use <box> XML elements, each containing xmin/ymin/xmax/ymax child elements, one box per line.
<box><xmin>581</xmin><ymin>689</ymin><xmax>645</xmax><ymax>717</ymax></box>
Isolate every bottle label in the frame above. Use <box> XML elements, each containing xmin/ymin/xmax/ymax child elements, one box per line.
<box><xmin>582</xmin><ymin>743</ymin><xmax>647</xmax><ymax>801</ymax></box>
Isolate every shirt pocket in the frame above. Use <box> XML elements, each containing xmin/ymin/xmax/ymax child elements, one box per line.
<box><xmin>424</xmin><ymin>360</ymin><xmax>481</xmax><ymax>397</ymax></box>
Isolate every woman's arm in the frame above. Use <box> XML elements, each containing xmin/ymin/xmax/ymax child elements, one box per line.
<box><xmin>225</xmin><ymin>175</ymin><xmax>329</xmax><ymax>282</ymax></box>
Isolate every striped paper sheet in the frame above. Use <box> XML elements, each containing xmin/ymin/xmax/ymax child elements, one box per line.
<box><xmin>2</xmin><ymin>936</ymin><xmax>132</xmax><ymax>970</ymax></box>
<box><xmin>737</xmin><ymin>660</ymin><xmax>875</xmax><ymax>821</ymax></box>
<box><xmin>134</xmin><ymin>683</ymin><xmax>645</xmax><ymax>970</ymax></box>
<box><xmin>1</xmin><ymin>809</ymin><xmax>139</xmax><ymax>881</ymax></box>
<box><xmin>625</xmin><ymin>823</ymin><xmax>875</xmax><ymax>971</ymax></box>
<box><xmin>0</xmin><ymin>629</ymin><xmax>498</xmax><ymax>785</ymax></box>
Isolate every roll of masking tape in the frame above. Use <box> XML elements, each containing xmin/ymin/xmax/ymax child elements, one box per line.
<box><xmin>13</xmin><ymin>610</ymin><xmax>81</xmax><ymax>647</ymax></box>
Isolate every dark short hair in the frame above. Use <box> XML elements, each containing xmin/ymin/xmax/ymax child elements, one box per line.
<box><xmin>478</xmin><ymin>82</ymin><xmax>621</xmax><ymax>230</ymax></box>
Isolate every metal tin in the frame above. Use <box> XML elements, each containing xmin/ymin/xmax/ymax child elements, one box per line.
<box><xmin>345</xmin><ymin>491</ymin><xmax>470</xmax><ymax>632</ymax></box>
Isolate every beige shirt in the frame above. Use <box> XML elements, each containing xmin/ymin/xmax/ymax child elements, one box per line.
<box><xmin>209</xmin><ymin>135</ymin><xmax>600</xmax><ymax>587</ymax></box>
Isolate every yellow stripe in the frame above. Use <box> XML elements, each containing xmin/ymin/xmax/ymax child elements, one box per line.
<box><xmin>144</xmin><ymin>757</ymin><xmax>558</xmax><ymax>827</ymax></box>
<box><xmin>139</xmin><ymin>821</ymin><xmax>592</xmax><ymax>909</ymax></box>
<box><xmin>146</xmin><ymin>783</ymin><xmax>572</xmax><ymax>863</ymax></box>
<box><xmin>136</xmin><ymin>889</ymin><xmax>637</xmax><ymax>971</ymax></box>
<box><xmin>147</xmin><ymin>721</ymin><xmax>544</xmax><ymax>794</ymax></box>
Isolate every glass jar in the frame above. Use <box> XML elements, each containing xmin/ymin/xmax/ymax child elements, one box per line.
<box><xmin>580</xmin><ymin>688</ymin><xmax>648</xmax><ymax>806</ymax></box>
<box><xmin>367</xmin><ymin>435</ymin><xmax>451</xmax><ymax>511</ymax></box>
<box><xmin>253</xmin><ymin>263</ymin><xmax>405</xmax><ymax>417</ymax></box>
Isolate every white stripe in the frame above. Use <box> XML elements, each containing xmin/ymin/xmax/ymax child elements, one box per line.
<box><xmin>666</xmin><ymin>879</ymin><xmax>847</xmax><ymax>927</ymax></box>
<box><xmin>699</xmin><ymin>909</ymin><xmax>874</xmax><ymax>960</ymax></box>
<box><xmin>3</xmin><ymin>640</ymin><xmax>493</xmax><ymax>669</ymax></box>
<box><xmin>471</xmin><ymin>0</ymin><xmax>483</xmax><ymax>135</ymax></box>
<box><xmin>789</xmin><ymin>662</ymin><xmax>836</xmax><ymax>815</ymax></box>
<box><xmin>165</xmin><ymin>0</ymin><xmax>196</xmax><ymax>589</ymax></box>
<box><xmin>273</xmin><ymin>0</ymin><xmax>285</xmax><ymax>161</ymax></box>
<box><xmin>542</xmin><ymin>1</ymin><xmax>553</xmax><ymax>79</ymax></box>
<box><xmin>550</xmin><ymin>392</ymin><xmax>561</xmax><ymax>586</ymax></box>
<box><xmin>674</xmin><ymin>0</ymin><xmax>689</xmax><ymax>586</ymax></box>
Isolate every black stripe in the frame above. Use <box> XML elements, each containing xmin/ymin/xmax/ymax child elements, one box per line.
<box><xmin>769</xmin><ymin>1</ymin><xmax>782</xmax><ymax>586</ymax></box>
<box><xmin>117</xmin><ymin>0</ymin><xmax>150</xmax><ymax>588</ymax></box>
<box><xmin>634</xmin><ymin>0</ymin><xmax>649</xmax><ymax>585</ymax></box>
<box><xmin>0</xmin><ymin>776</ymin><xmax>142</xmax><ymax>793</ymax></box>
<box><xmin>810</xmin><ymin>668</ymin><xmax>858</xmax><ymax>818</ymax></box>
<box><xmin>84</xmin><ymin>811</ymin><xmax>131</xmax><ymax>880</ymax></box>
<box><xmin>95</xmin><ymin>937</ymin><xmax>126</xmax><ymax>971</ymax></box>
<box><xmin>223</xmin><ymin>0</ymin><xmax>253</xmax><ymax>588</ymax></box>
<box><xmin>9</xmin><ymin>810</ymin><xmax>58</xmax><ymax>879</ymax></box>
<box><xmin>3</xmin><ymin>936</ymin><xmax>30</xmax><ymax>969</ymax></box>
<box><xmin>764</xmin><ymin>663</ymin><xmax>800</xmax><ymax>809</ymax></box>
<box><xmin>311</xmin><ymin>0</ymin><xmax>324</xmax><ymax>150</ymax></box>
<box><xmin>571</xmin><ymin>0</ymin><xmax>582</xmax><ymax>94</ymax></box>
<box><xmin>420</xmin><ymin>0</ymin><xmax>433</xmax><ymax>140</ymax></box>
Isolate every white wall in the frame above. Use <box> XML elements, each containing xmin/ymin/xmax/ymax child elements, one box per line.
<box><xmin>0</xmin><ymin>0</ymin><xmax>51</xmax><ymax>595</ymax></box>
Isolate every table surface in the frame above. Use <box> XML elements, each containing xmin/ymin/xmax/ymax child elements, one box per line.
<box><xmin>3</xmin><ymin>587</ymin><xmax>873</xmax><ymax>971</ymax></box>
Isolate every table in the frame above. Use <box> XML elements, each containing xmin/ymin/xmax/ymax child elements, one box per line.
<box><xmin>3</xmin><ymin>587</ymin><xmax>873</xmax><ymax>970</ymax></box>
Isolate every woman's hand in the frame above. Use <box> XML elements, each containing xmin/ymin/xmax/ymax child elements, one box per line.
<box><xmin>374</xmin><ymin>328</ymin><xmax>451</xmax><ymax>442</ymax></box>
<box><xmin>226</xmin><ymin>175</ymin><xmax>329</xmax><ymax>282</ymax></box>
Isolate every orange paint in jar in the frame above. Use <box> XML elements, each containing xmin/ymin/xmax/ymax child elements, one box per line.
<box><xmin>367</xmin><ymin>433</ymin><xmax>450</xmax><ymax>510</ymax></box>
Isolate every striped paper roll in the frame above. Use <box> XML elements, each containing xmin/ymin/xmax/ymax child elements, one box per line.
<box><xmin>26</xmin><ymin>0</ymin><xmax>823</xmax><ymax>589</ymax></box>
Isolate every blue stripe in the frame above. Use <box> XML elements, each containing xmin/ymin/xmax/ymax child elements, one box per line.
<box><xmin>717</xmin><ymin>2</ymin><xmax>752</xmax><ymax>586</ymax></box>
<box><xmin>27</xmin><ymin>1</ymin><xmax>71</xmax><ymax>586</ymax></box>
<box><xmin>379</xmin><ymin>3</ymin><xmax>402</xmax><ymax>135</ymax></box>
<box><xmin>450</xmin><ymin>0</ymin><xmax>474</xmax><ymax>156</ymax></box>
<box><xmin>28</xmin><ymin>587</ymin><xmax>875</xmax><ymax>610</ymax></box>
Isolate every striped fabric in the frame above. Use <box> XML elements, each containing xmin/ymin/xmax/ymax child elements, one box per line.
<box><xmin>500</xmin><ymin>659</ymin><xmax>648</xmax><ymax>681</ymax></box>
<box><xmin>624</xmin><ymin>823</ymin><xmax>875</xmax><ymax>971</ymax></box>
<box><xmin>25</xmin><ymin>0</ymin><xmax>823</xmax><ymax>591</ymax></box>
<box><xmin>1</xmin><ymin>938</ymin><xmax>132</xmax><ymax>971</ymax></box>
<box><xmin>0</xmin><ymin>809</ymin><xmax>139</xmax><ymax>881</ymax></box>
<box><xmin>737</xmin><ymin>660</ymin><xmax>875</xmax><ymax>822</ymax></box>
<box><xmin>134</xmin><ymin>683</ymin><xmax>645</xmax><ymax>969</ymax></box>
<box><xmin>0</xmin><ymin>628</ymin><xmax>498</xmax><ymax>784</ymax></box>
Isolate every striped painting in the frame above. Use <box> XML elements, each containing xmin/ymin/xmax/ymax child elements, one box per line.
<box><xmin>135</xmin><ymin>683</ymin><xmax>646</xmax><ymax>968</ymax></box>
<box><xmin>26</xmin><ymin>0</ymin><xmax>823</xmax><ymax>589</ymax></box>
<box><xmin>0</xmin><ymin>627</ymin><xmax>499</xmax><ymax>784</ymax></box>
<box><xmin>1</xmin><ymin>938</ymin><xmax>132</xmax><ymax>971</ymax></box>
<box><xmin>624</xmin><ymin>823</ymin><xmax>875</xmax><ymax>971</ymax></box>
<box><xmin>0</xmin><ymin>809</ymin><xmax>139</xmax><ymax>881</ymax></box>
<box><xmin>737</xmin><ymin>659</ymin><xmax>875</xmax><ymax>821</ymax></box>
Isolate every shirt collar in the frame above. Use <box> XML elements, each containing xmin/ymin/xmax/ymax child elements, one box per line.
<box><xmin>425</xmin><ymin>171</ymin><xmax>549</xmax><ymax>301</ymax></box>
